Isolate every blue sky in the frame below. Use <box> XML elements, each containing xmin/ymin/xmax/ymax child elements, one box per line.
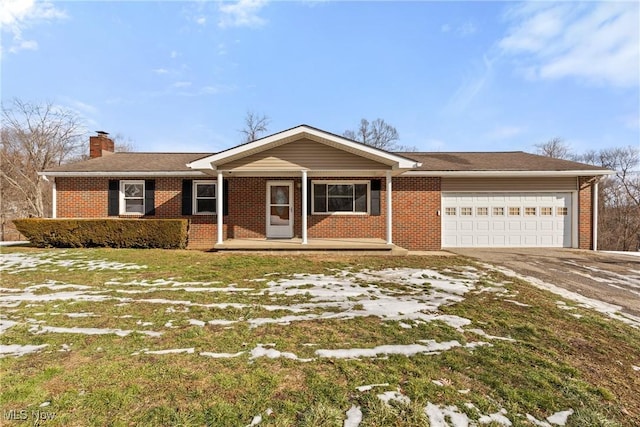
<box><xmin>2</xmin><ymin>1</ymin><xmax>638</xmax><ymax>154</ymax></box>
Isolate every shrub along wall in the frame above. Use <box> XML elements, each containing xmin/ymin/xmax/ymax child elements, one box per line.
<box><xmin>13</xmin><ymin>219</ymin><xmax>188</xmax><ymax>249</ymax></box>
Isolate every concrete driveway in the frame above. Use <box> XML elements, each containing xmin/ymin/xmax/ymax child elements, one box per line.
<box><xmin>448</xmin><ymin>248</ymin><xmax>640</xmax><ymax>320</ymax></box>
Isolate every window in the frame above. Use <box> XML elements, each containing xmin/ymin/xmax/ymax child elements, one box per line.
<box><xmin>460</xmin><ymin>207</ymin><xmax>473</xmax><ymax>216</ymax></box>
<box><xmin>445</xmin><ymin>207</ymin><xmax>457</xmax><ymax>216</ymax></box>
<box><xmin>193</xmin><ymin>181</ymin><xmax>216</xmax><ymax>214</ymax></box>
<box><xmin>120</xmin><ymin>180</ymin><xmax>144</xmax><ymax>215</ymax></box>
<box><xmin>525</xmin><ymin>207</ymin><xmax>537</xmax><ymax>216</ymax></box>
<box><xmin>493</xmin><ymin>207</ymin><xmax>505</xmax><ymax>216</ymax></box>
<box><xmin>509</xmin><ymin>207</ymin><xmax>521</xmax><ymax>216</ymax></box>
<box><xmin>557</xmin><ymin>207</ymin><xmax>568</xmax><ymax>216</ymax></box>
<box><xmin>541</xmin><ymin>207</ymin><xmax>553</xmax><ymax>216</ymax></box>
<box><xmin>476</xmin><ymin>207</ymin><xmax>488</xmax><ymax>216</ymax></box>
<box><xmin>312</xmin><ymin>181</ymin><xmax>368</xmax><ymax>214</ymax></box>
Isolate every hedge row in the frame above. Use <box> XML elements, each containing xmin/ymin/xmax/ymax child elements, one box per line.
<box><xmin>13</xmin><ymin>219</ymin><xmax>189</xmax><ymax>249</ymax></box>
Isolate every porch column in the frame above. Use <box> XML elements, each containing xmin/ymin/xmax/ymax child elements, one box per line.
<box><xmin>301</xmin><ymin>170</ymin><xmax>308</xmax><ymax>244</ymax></box>
<box><xmin>386</xmin><ymin>170</ymin><xmax>392</xmax><ymax>245</ymax></box>
<box><xmin>592</xmin><ymin>180</ymin><xmax>598</xmax><ymax>251</ymax></box>
<box><xmin>52</xmin><ymin>178</ymin><xmax>57</xmax><ymax>219</ymax></box>
<box><xmin>571</xmin><ymin>190</ymin><xmax>579</xmax><ymax>248</ymax></box>
<box><xmin>217</xmin><ymin>171</ymin><xmax>223</xmax><ymax>245</ymax></box>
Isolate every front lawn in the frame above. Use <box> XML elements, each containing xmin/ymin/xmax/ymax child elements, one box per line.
<box><xmin>1</xmin><ymin>248</ymin><xmax>638</xmax><ymax>426</ymax></box>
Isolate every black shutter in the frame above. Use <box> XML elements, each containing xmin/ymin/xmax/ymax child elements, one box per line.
<box><xmin>306</xmin><ymin>178</ymin><xmax>312</xmax><ymax>215</ymax></box>
<box><xmin>108</xmin><ymin>180</ymin><xmax>119</xmax><ymax>216</ymax></box>
<box><xmin>371</xmin><ymin>179</ymin><xmax>381</xmax><ymax>216</ymax></box>
<box><xmin>182</xmin><ymin>179</ymin><xmax>193</xmax><ymax>215</ymax></box>
<box><xmin>222</xmin><ymin>179</ymin><xmax>228</xmax><ymax>216</ymax></box>
<box><xmin>144</xmin><ymin>180</ymin><xmax>155</xmax><ymax>216</ymax></box>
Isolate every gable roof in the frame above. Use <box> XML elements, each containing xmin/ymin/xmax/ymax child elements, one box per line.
<box><xmin>186</xmin><ymin>124</ymin><xmax>421</xmax><ymax>171</ymax></box>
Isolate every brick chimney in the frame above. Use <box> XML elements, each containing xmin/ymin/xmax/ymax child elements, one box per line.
<box><xmin>89</xmin><ymin>131</ymin><xmax>115</xmax><ymax>158</ymax></box>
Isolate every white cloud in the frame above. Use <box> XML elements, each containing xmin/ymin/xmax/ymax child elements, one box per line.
<box><xmin>486</xmin><ymin>126</ymin><xmax>524</xmax><ymax>140</ymax></box>
<box><xmin>173</xmin><ymin>81</ymin><xmax>192</xmax><ymax>88</ymax></box>
<box><xmin>218</xmin><ymin>0</ymin><xmax>268</xmax><ymax>29</ymax></box>
<box><xmin>445</xmin><ymin>55</ymin><xmax>494</xmax><ymax>114</ymax></box>
<box><xmin>170</xmin><ymin>50</ymin><xmax>178</xmax><ymax>59</ymax></box>
<box><xmin>440</xmin><ymin>21</ymin><xmax>476</xmax><ymax>37</ymax></box>
<box><xmin>499</xmin><ymin>2</ymin><xmax>640</xmax><ymax>87</ymax></box>
<box><xmin>153</xmin><ymin>68</ymin><xmax>169</xmax><ymax>75</ymax></box>
<box><xmin>195</xmin><ymin>15</ymin><xmax>206</xmax><ymax>26</ymax></box>
<box><xmin>1</xmin><ymin>0</ymin><xmax>67</xmax><ymax>54</ymax></box>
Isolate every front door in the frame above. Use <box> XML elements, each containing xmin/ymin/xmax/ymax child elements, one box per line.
<box><xmin>266</xmin><ymin>181</ymin><xmax>294</xmax><ymax>238</ymax></box>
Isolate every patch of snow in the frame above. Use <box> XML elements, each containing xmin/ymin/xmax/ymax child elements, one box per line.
<box><xmin>632</xmin><ymin>365</ymin><xmax>640</xmax><ymax>371</ymax></box>
<box><xmin>356</xmin><ymin>383</ymin><xmax>389</xmax><ymax>392</ymax></box>
<box><xmin>425</xmin><ymin>403</ymin><xmax>472</xmax><ymax>427</ymax></box>
<box><xmin>0</xmin><ymin>319</ymin><xmax>18</xmax><ymax>334</ymax></box>
<box><xmin>200</xmin><ymin>351</ymin><xmax>245</xmax><ymax>358</ymax></box>
<box><xmin>602</xmin><ymin>251</ymin><xmax>640</xmax><ymax>257</ymax></box>
<box><xmin>316</xmin><ymin>340</ymin><xmax>466</xmax><ymax>359</ymax></box>
<box><xmin>249</xmin><ymin>344</ymin><xmax>313</xmax><ymax>361</ymax></box>
<box><xmin>0</xmin><ymin>344</ymin><xmax>48</xmax><ymax>357</ymax></box>
<box><xmin>39</xmin><ymin>401</ymin><xmax>51</xmax><ymax>407</ymax></box>
<box><xmin>66</xmin><ymin>312</ymin><xmax>98</xmax><ymax>318</ymax></box>
<box><xmin>478</xmin><ymin>408</ymin><xmax>511</xmax><ymax>426</ymax></box>
<box><xmin>189</xmin><ymin>319</ymin><xmax>206</xmax><ymax>326</ymax></box>
<box><xmin>526</xmin><ymin>414</ymin><xmax>552</xmax><ymax>427</ymax></box>
<box><xmin>247</xmin><ymin>414</ymin><xmax>262</xmax><ymax>426</ymax></box>
<box><xmin>458</xmin><ymin>389</ymin><xmax>470</xmax><ymax>394</ymax></box>
<box><xmin>466</xmin><ymin>328</ymin><xmax>516</xmax><ymax>342</ymax></box>
<box><xmin>546</xmin><ymin>409</ymin><xmax>574</xmax><ymax>426</ymax></box>
<box><xmin>377</xmin><ymin>389</ymin><xmax>410</xmax><ymax>405</ymax></box>
<box><xmin>343</xmin><ymin>405</ymin><xmax>362</xmax><ymax>427</ymax></box>
<box><xmin>0</xmin><ymin>252</ymin><xmax>145</xmax><ymax>274</ymax></box>
<box><xmin>504</xmin><ymin>299</ymin><xmax>531</xmax><ymax>307</ymax></box>
<box><xmin>137</xmin><ymin>348</ymin><xmax>195</xmax><ymax>355</ymax></box>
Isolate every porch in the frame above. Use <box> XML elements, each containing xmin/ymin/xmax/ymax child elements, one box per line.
<box><xmin>212</xmin><ymin>237</ymin><xmax>409</xmax><ymax>255</ymax></box>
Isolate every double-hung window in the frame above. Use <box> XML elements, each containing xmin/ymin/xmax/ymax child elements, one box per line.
<box><xmin>312</xmin><ymin>181</ymin><xmax>369</xmax><ymax>214</ymax></box>
<box><xmin>120</xmin><ymin>180</ymin><xmax>145</xmax><ymax>215</ymax></box>
<box><xmin>193</xmin><ymin>181</ymin><xmax>217</xmax><ymax>214</ymax></box>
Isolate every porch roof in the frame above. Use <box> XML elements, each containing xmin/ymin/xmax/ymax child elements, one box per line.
<box><xmin>186</xmin><ymin>125</ymin><xmax>421</xmax><ymax>173</ymax></box>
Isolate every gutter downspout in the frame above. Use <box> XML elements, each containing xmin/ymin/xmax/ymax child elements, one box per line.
<box><xmin>52</xmin><ymin>178</ymin><xmax>57</xmax><ymax>219</ymax></box>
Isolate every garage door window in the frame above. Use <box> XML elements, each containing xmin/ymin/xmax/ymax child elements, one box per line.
<box><xmin>493</xmin><ymin>207</ymin><xmax>505</xmax><ymax>216</ymax></box>
<box><xmin>541</xmin><ymin>207</ymin><xmax>553</xmax><ymax>216</ymax></box>
<box><xmin>477</xmin><ymin>207</ymin><xmax>488</xmax><ymax>216</ymax></box>
<box><xmin>461</xmin><ymin>207</ymin><xmax>473</xmax><ymax>216</ymax></box>
<box><xmin>525</xmin><ymin>207</ymin><xmax>537</xmax><ymax>216</ymax></box>
<box><xmin>557</xmin><ymin>207</ymin><xmax>568</xmax><ymax>216</ymax></box>
<box><xmin>509</xmin><ymin>207</ymin><xmax>521</xmax><ymax>216</ymax></box>
<box><xmin>445</xmin><ymin>207</ymin><xmax>456</xmax><ymax>216</ymax></box>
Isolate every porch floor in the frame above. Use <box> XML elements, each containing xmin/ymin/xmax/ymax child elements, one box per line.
<box><xmin>212</xmin><ymin>238</ymin><xmax>408</xmax><ymax>255</ymax></box>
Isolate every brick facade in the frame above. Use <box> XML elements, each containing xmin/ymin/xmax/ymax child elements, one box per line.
<box><xmin>53</xmin><ymin>175</ymin><xmax>596</xmax><ymax>251</ymax></box>
<box><xmin>578</xmin><ymin>176</ymin><xmax>594</xmax><ymax>250</ymax></box>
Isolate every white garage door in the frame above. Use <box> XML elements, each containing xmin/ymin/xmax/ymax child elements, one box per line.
<box><xmin>442</xmin><ymin>192</ymin><xmax>572</xmax><ymax>247</ymax></box>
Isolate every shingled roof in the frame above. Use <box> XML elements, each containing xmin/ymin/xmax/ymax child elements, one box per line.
<box><xmin>42</xmin><ymin>150</ymin><xmax>609</xmax><ymax>176</ymax></box>
<box><xmin>401</xmin><ymin>152</ymin><xmax>610</xmax><ymax>172</ymax></box>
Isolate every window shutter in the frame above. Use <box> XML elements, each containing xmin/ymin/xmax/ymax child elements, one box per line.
<box><xmin>108</xmin><ymin>180</ymin><xmax>119</xmax><ymax>216</ymax></box>
<box><xmin>144</xmin><ymin>180</ymin><xmax>155</xmax><ymax>216</ymax></box>
<box><xmin>182</xmin><ymin>179</ymin><xmax>193</xmax><ymax>215</ymax></box>
<box><xmin>371</xmin><ymin>179</ymin><xmax>381</xmax><ymax>216</ymax></box>
<box><xmin>222</xmin><ymin>179</ymin><xmax>229</xmax><ymax>216</ymax></box>
<box><xmin>306</xmin><ymin>178</ymin><xmax>312</xmax><ymax>215</ymax></box>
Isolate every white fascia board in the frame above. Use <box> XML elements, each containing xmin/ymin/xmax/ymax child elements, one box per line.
<box><xmin>186</xmin><ymin>125</ymin><xmax>421</xmax><ymax>170</ymax></box>
<box><xmin>38</xmin><ymin>171</ymin><xmax>207</xmax><ymax>178</ymax></box>
<box><xmin>402</xmin><ymin>170</ymin><xmax>614</xmax><ymax>177</ymax></box>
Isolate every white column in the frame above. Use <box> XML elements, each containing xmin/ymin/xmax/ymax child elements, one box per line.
<box><xmin>386</xmin><ymin>171</ymin><xmax>392</xmax><ymax>245</ymax></box>
<box><xmin>592</xmin><ymin>181</ymin><xmax>598</xmax><ymax>251</ymax></box>
<box><xmin>301</xmin><ymin>170</ymin><xmax>308</xmax><ymax>244</ymax></box>
<box><xmin>217</xmin><ymin>171</ymin><xmax>224</xmax><ymax>245</ymax></box>
<box><xmin>52</xmin><ymin>178</ymin><xmax>57</xmax><ymax>219</ymax></box>
<box><xmin>572</xmin><ymin>190</ymin><xmax>579</xmax><ymax>248</ymax></box>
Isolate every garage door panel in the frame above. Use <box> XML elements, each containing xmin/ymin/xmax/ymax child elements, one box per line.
<box><xmin>442</xmin><ymin>192</ymin><xmax>571</xmax><ymax>248</ymax></box>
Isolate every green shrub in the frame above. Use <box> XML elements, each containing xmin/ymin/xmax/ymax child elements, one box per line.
<box><xmin>13</xmin><ymin>218</ymin><xmax>189</xmax><ymax>249</ymax></box>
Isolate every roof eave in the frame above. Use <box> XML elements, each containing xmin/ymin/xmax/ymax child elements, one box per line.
<box><xmin>402</xmin><ymin>170</ymin><xmax>614</xmax><ymax>177</ymax></box>
<box><xmin>39</xmin><ymin>171</ymin><xmax>208</xmax><ymax>178</ymax></box>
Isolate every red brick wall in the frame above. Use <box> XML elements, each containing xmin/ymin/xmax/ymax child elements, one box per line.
<box><xmin>393</xmin><ymin>177</ymin><xmax>441</xmax><ymax>250</ymax></box>
<box><xmin>578</xmin><ymin>176</ymin><xmax>594</xmax><ymax>250</ymax></box>
<box><xmin>55</xmin><ymin>176</ymin><xmax>442</xmax><ymax>250</ymax></box>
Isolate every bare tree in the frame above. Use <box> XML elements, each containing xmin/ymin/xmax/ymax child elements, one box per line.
<box><xmin>240</xmin><ymin>111</ymin><xmax>270</xmax><ymax>143</ymax></box>
<box><xmin>535</xmin><ymin>137</ymin><xmax>573</xmax><ymax>160</ymax></box>
<box><xmin>1</xmin><ymin>99</ymin><xmax>85</xmax><ymax>219</ymax></box>
<box><xmin>343</xmin><ymin>118</ymin><xmax>415</xmax><ymax>151</ymax></box>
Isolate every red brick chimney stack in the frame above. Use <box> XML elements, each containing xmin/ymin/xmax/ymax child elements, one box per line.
<box><xmin>89</xmin><ymin>131</ymin><xmax>115</xmax><ymax>158</ymax></box>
